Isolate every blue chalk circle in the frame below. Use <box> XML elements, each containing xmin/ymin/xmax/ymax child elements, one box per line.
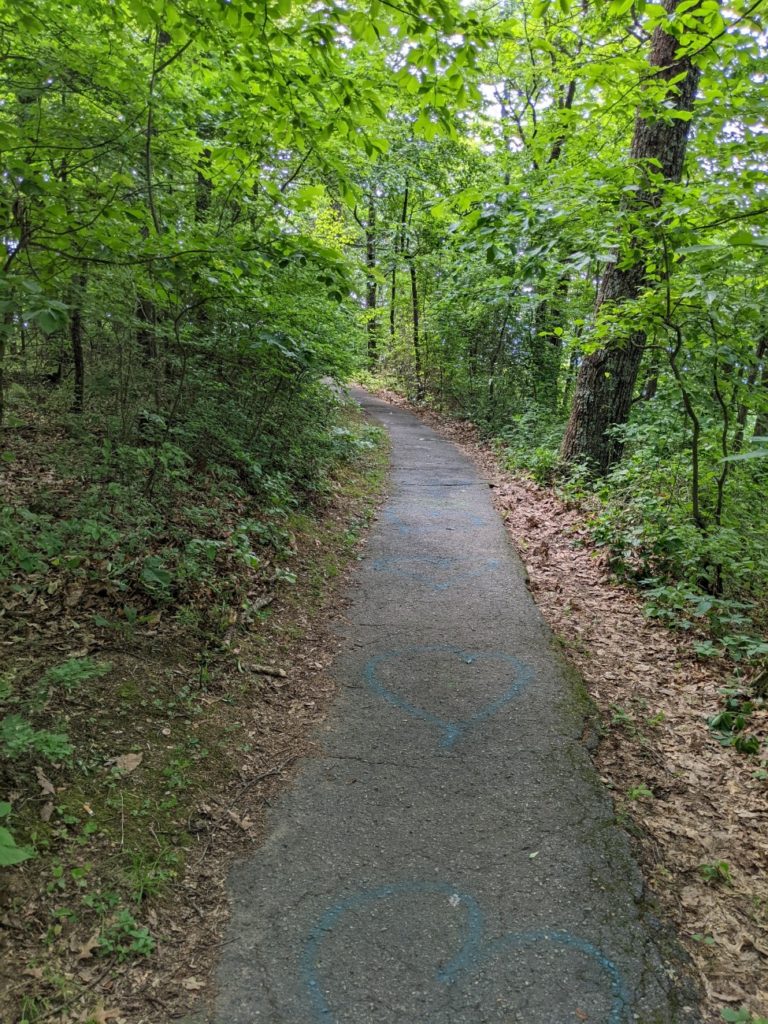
<box><xmin>363</xmin><ymin>645</ymin><xmax>533</xmax><ymax>749</ymax></box>
<box><xmin>302</xmin><ymin>882</ymin><xmax>628</xmax><ymax>1024</ymax></box>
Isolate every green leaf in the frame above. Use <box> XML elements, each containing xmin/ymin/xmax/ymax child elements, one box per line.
<box><xmin>0</xmin><ymin>807</ymin><xmax>34</xmax><ymax>868</ymax></box>
<box><xmin>0</xmin><ymin>827</ymin><xmax>35</xmax><ymax>867</ymax></box>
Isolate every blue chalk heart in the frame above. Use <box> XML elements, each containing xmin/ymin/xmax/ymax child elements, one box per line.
<box><xmin>364</xmin><ymin>645</ymin><xmax>533</xmax><ymax>748</ymax></box>
<box><xmin>302</xmin><ymin>882</ymin><xmax>628</xmax><ymax>1024</ymax></box>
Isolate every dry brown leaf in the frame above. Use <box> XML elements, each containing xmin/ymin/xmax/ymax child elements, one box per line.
<box><xmin>34</xmin><ymin>766</ymin><xmax>55</xmax><ymax>796</ymax></box>
<box><xmin>226</xmin><ymin>810</ymin><xmax>254</xmax><ymax>831</ymax></box>
<box><xmin>252</xmin><ymin>663</ymin><xmax>287</xmax><ymax>678</ymax></box>
<box><xmin>76</xmin><ymin>931</ymin><xmax>101</xmax><ymax>961</ymax></box>
<box><xmin>113</xmin><ymin>752</ymin><xmax>143</xmax><ymax>774</ymax></box>
<box><xmin>80</xmin><ymin>1004</ymin><xmax>118</xmax><ymax>1023</ymax></box>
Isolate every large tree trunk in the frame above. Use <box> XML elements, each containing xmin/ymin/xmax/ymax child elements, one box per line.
<box><xmin>561</xmin><ymin>0</ymin><xmax>700</xmax><ymax>473</ymax></box>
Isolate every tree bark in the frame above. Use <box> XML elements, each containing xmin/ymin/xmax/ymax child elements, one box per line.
<box><xmin>733</xmin><ymin>336</ymin><xmax>767</xmax><ymax>450</ymax></box>
<box><xmin>365</xmin><ymin>191</ymin><xmax>378</xmax><ymax>366</ymax></box>
<box><xmin>70</xmin><ymin>275</ymin><xmax>87</xmax><ymax>414</ymax></box>
<box><xmin>561</xmin><ymin>0</ymin><xmax>700</xmax><ymax>473</ymax></box>
<box><xmin>754</xmin><ymin>357</ymin><xmax>768</xmax><ymax>439</ymax></box>
<box><xmin>0</xmin><ymin>312</ymin><xmax>10</xmax><ymax>428</ymax></box>
<box><xmin>389</xmin><ymin>185</ymin><xmax>409</xmax><ymax>344</ymax></box>
<box><xmin>410</xmin><ymin>260</ymin><xmax>423</xmax><ymax>398</ymax></box>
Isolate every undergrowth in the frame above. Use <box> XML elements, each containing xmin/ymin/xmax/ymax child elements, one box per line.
<box><xmin>0</xmin><ymin>383</ymin><xmax>387</xmax><ymax>1021</ymax></box>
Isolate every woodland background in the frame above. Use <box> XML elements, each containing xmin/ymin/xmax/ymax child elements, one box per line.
<box><xmin>1</xmin><ymin>0</ymin><xmax>768</xmax><ymax>1020</ymax></box>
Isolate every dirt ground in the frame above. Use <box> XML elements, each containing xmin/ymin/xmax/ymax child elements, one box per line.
<box><xmin>0</xmin><ymin>414</ymin><xmax>389</xmax><ymax>1024</ymax></box>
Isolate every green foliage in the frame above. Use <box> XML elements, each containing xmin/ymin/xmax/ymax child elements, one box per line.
<box><xmin>626</xmin><ymin>784</ymin><xmax>654</xmax><ymax>801</ymax></box>
<box><xmin>721</xmin><ymin>1011</ymin><xmax>768</xmax><ymax>1024</ymax></box>
<box><xmin>0</xmin><ymin>802</ymin><xmax>35</xmax><ymax>868</ymax></box>
<box><xmin>707</xmin><ymin>690</ymin><xmax>763</xmax><ymax>755</ymax></box>
<box><xmin>97</xmin><ymin>910</ymin><xmax>155</xmax><ymax>961</ymax></box>
<box><xmin>40</xmin><ymin>659</ymin><xmax>112</xmax><ymax>698</ymax></box>
<box><xmin>497</xmin><ymin>411</ymin><xmax>566</xmax><ymax>485</ymax></box>
<box><xmin>699</xmin><ymin>861</ymin><xmax>734</xmax><ymax>886</ymax></box>
<box><xmin>0</xmin><ymin>715</ymin><xmax>72</xmax><ymax>762</ymax></box>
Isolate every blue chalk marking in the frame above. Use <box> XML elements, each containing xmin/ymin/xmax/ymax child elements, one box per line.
<box><xmin>485</xmin><ymin>929</ymin><xmax>627</xmax><ymax>1023</ymax></box>
<box><xmin>302</xmin><ymin>882</ymin><xmax>628</xmax><ymax>1024</ymax></box>
<box><xmin>371</xmin><ymin>556</ymin><xmax>501</xmax><ymax>591</ymax></box>
<box><xmin>302</xmin><ymin>882</ymin><xmax>483</xmax><ymax>1020</ymax></box>
<box><xmin>363</xmin><ymin>645</ymin><xmax>533</xmax><ymax>749</ymax></box>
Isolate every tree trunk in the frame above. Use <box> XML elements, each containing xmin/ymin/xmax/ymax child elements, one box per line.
<box><xmin>70</xmin><ymin>275</ymin><xmax>87</xmax><ymax>414</ymax></box>
<box><xmin>531</xmin><ymin>274</ymin><xmax>568</xmax><ymax>409</ymax></box>
<box><xmin>389</xmin><ymin>185</ymin><xmax>409</xmax><ymax>345</ymax></box>
<box><xmin>389</xmin><ymin>264</ymin><xmax>397</xmax><ymax>343</ymax></box>
<box><xmin>0</xmin><ymin>312</ymin><xmax>10</xmax><ymax>428</ymax></box>
<box><xmin>641</xmin><ymin>355</ymin><xmax>660</xmax><ymax>401</ymax></box>
<box><xmin>754</xmin><ymin>357</ymin><xmax>768</xmax><ymax>439</ymax></box>
<box><xmin>365</xmin><ymin>191</ymin><xmax>378</xmax><ymax>366</ymax></box>
<box><xmin>410</xmin><ymin>260</ymin><xmax>423</xmax><ymax>398</ymax></box>
<box><xmin>733</xmin><ymin>336</ymin><xmax>767</xmax><ymax>451</ymax></box>
<box><xmin>561</xmin><ymin>0</ymin><xmax>700</xmax><ymax>473</ymax></box>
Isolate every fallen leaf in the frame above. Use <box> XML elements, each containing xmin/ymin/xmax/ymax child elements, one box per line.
<box><xmin>252</xmin><ymin>663</ymin><xmax>287</xmax><ymax>678</ymax></box>
<box><xmin>113</xmin><ymin>753</ymin><xmax>143</xmax><ymax>774</ymax></box>
<box><xmin>34</xmin><ymin>766</ymin><xmax>55</xmax><ymax>796</ymax></box>
<box><xmin>182</xmin><ymin>977</ymin><xmax>206</xmax><ymax>991</ymax></box>
<box><xmin>80</xmin><ymin>1004</ymin><xmax>118</xmax><ymax>1023</ymax></box>
<box><xmin>40</xmin><ymin>801</ymin><xmax>54</xmax><ymax>822</ymax></box>
<box><xmin>227</xmin><ymin>810</ymin><xmax>254</xmax><ymax>831</ymax></box>
<box><xmin>76</xmin><ymin>931</ymin><xmax>101</xmax><ymax>961</ymax></box>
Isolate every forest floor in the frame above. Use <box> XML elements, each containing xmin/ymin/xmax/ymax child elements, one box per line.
<box><xmin>3</xmin><ymin>385</ymin><xmax>767</xmax><ymax>1024</ymax></box>
<box><xmin>369</xmin><ymin>387</ymin><xmax>768</xmax><ymax>1022</ymax></box>
<box><xmin>0</xmin><ymin>401</ymin><xmax>389</xmax><ymax>1024</ymax></box>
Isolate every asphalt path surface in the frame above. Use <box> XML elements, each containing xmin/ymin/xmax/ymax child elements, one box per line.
<box><xmin>210</xmin><ymin>388</ymin><xmax>700</xmax><ymax>1024</ymax></box>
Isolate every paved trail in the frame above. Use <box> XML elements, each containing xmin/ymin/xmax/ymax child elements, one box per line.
<box><xmin>211</xmin><ymin>390</ymin><xmax>698</xmax><ymax>1024</ymax></box>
